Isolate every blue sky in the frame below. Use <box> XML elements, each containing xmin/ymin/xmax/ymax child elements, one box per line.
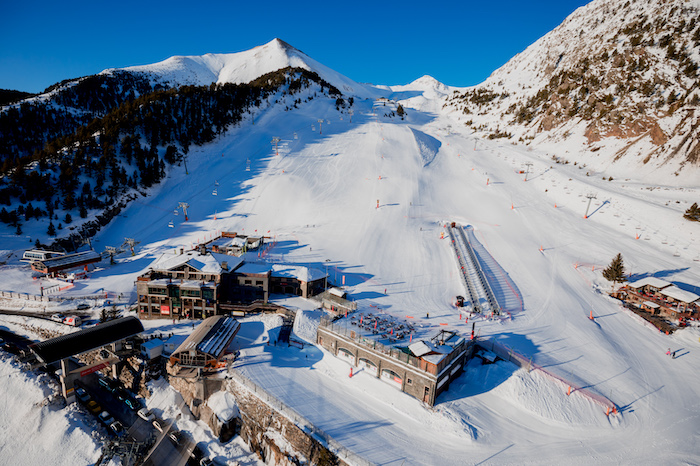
<box><xmin>0</xmin><ymin>0</ymin><xmax>590</xmax><ymax>93</ymax></box>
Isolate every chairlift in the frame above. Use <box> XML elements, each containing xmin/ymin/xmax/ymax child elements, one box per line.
<box><xmin>173</xmin><ymin>210</ymin><xmax>179</xmax><ymax>216</ymax></box>
<box><xmin>246</xmin><ymin>158</ymin><xmax>251</xmax><ymax>172</ymax></box>
<box><xmin>168</xmin><ymin>221</ymin><xmax>174</xmax><ymax>228</ymax></box>
<box><xmin>212</xmin><ymin>189</ymin><xmax>218</xmax><ymax>196</ymax></box>
<box><xmin>311</xmin><ymin>125</ymin><xmax>315</xmax><ymax>131</ymax></box>
<box><xmin>215</xmin><ymin>180</ymin><xmax>219</xmax><ymax>186</ymax></box>
<box><xmin>294</xmin><ymin>132</ymin><xmax>298</xmax><ymax>140</ymax></box>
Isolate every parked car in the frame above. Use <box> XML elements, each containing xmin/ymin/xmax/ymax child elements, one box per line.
<box><xmin>75</xmin><ymin>387</ymin><xmax>91</xmax><ymax>404</ymax></box>
<box><xmin>124</xmin><ymin>396</ymin><xmax>140</xmax><ymax>411</ymax></box>
<box><xmin>50</xmin><ymin>313</ymin><xmax>65</xmax><ymax>323</ymax></box>
<box><xmin>62</xmin><ymin>316</ymin><xmax>82</xmax><ymax>327</ymax></box>
<box><xmin>98</xmin><ymin>411</ymin><xmax>114</xmax><ymax>427</ymax></box>
<box><xmin>98</xmin><ymin>377</ymin><xmax>119</xmax><ymax>393</ymax></box>
<box><xmin>137</xmin><ymin>408</ymin><xmax>155</xmax><ymax>421</ymax></box>
<box><xmin>76</xmin><ymin>303</ymin><xmax>90</xmax><ymax>310</ymax></box>
<box><xmin>109</xmin><ymin>420</ymin><xmax>125</xmax><ymax>437</ymax></box>
<box><xmin>86</xmin><ymin>400</ymin><xmax>102</xmax><ymax>414</ymax></box>
<box><xmin>115</xmin><ymin>387</ymin><xmax>129</xmax><ymax>402</ymax></box>
<box><xmin>199</xmin><ymin>459</ymin><xmax>214</xmax><ymax>466</ymax></box>
<box><xmin>168</xmin><ymin>430</ymin><xmax>184</xmax><ymax>446</ymax></box>
<box><xmin>152</xmin><ymin>420</ymin><xmax>163</xmax><ymax>433</ymax></box>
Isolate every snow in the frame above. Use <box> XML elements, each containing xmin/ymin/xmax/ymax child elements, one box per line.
<box><xmin>1</xmin><ymin>36</ymin><xmax>700</xmax><ymax>465</ymax></box>
<box><xmin>207</xmin><ymin>390</ymin><xmax>239</xmax><ymax>422</ymax></box>
<box><xmin>144</xmin><ymin>378</ymin><xmax>263</xmax><ymax>466</ymax></box>
<box><xmin>112</xmin><ymin>38</ymin><xmax>381</xmax><ymax>100</ymax></box>
<box><xmin>0</xmin><ymin>354</ymin><xmax>102</xmax><ymax>466</ymax></box>
<box><xmin>628</xmin><ymin>276</ymin><xmax>672</xmax><ymax>289</ymax></box>
<box><xmin>659</xmin><ymin>285</ymin><xmax>699</xmax><ymax>304</ymax></box>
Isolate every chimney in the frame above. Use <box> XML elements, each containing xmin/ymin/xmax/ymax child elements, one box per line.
<box><xmin>199</xmin><ymin>244</ymin><xmax>206</xmax><ymax>256</ymax></box>
<box><xmin>222</xmin><ymin>261</ymin><xmax>228</xmax><ymax>271</ymax></box>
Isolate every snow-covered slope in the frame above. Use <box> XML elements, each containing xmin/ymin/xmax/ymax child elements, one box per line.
<box><xmin>110</xmin><ymin>38</ymin><xmax>380</xmax><ymax>99</ymax></box>
<box><xmin>445</xmin><ymin>0</ymin><xmax>700</xmax><ymax>180</ymax></box>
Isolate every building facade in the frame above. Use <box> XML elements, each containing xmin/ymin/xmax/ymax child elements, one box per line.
<box><xmin>317</xmin><ymin>319</ymin><xmax>473</xmax><ymax>406</ymax></box>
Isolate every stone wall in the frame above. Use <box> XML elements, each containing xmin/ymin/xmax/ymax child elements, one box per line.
<box><xmin>165</xmin><ymin>370</ymin><xmax>347</xmax><ymax>466</ymax></box>
<box><xmin>225</xmin><ymin>377</ymin><xmax>345</xmax><ymax>466</ymax></box>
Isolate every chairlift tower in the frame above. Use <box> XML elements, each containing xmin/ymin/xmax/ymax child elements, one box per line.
<box><xmin>123</xmin><ymin>238</ymin><xmax>137</xmax><ymax>256</ymax></box>
<box><xmin>246</xmin><ymin>158</ymin><xmax>251</xmax><ymax>171</ymax></box>
<box><xmin>524</xmin><ymin>162</ymin><xmax>533</xmax><ymax>181</ymax></box>
<box><xmin>178</xmin><ymin>202</ymin><xmax>190</xmax><ymax>221</ymax></box>
<box><xmin>318</xmin><ymin>119</ymin><xmax>324</xmax><ymax>135</ymax></box>
<box><xmin>348</xmin><ymin>109</ymin><xmax>353</xmax><ymax>123</ymax></box>
<box><xmin>271</xmin><ymin>137</ymin><xmax>281</xmax><ymax>156</ymax></box>
<box><xmin>105</xmin><ymin>246</ymin><xmax>117</xmax><ymax>265</ymax></box>
<box><xmin>584</xmin><ymin>193</ymin><xmax>597</xmax><ymax>219</ymax></box>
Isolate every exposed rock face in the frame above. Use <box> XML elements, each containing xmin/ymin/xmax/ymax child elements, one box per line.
<box><xmin>446</xmin><ymin>0</ymin><xmax>700</xmax><ymax>174</ymax></box>
<box><xmin>166</xmin><ymin>372</ymin><xmax>344</xmax><ymax>466</ymax></box>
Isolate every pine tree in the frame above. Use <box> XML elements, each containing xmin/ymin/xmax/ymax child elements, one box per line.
<box><xmin>603</xmin><ymin>253</ymin><xmax>627</xmax><ymax>291</ymax></box>
<box><xmin>15</xmin><ymin>223</ymin><xmax>22</xmax><ymax>235</ymax></box>
<box><xmin>397</xmin><ymin>104</ymin><xmax>406</xmax><ymax>119</ymax></box>
<box><xmin>47</xmin><ymin>221</ymin><xmax>56</xmax><ymax>236</ymax></box>
<box><xmin>684</xmin><ymin>202</ymin><xmax>700</xmax><ymax>222</ymax></box>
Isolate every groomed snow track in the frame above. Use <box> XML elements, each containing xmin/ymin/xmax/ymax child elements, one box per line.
<box><xmin>447</xmin><ymin>223</ymin><xmax>500</xmax><ymax>315</ymax></box>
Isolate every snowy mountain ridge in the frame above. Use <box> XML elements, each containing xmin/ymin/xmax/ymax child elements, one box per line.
<box><xmin>445</xmin><ymin>0</ymin><xmax>700</xmax><ymax>180</ymax></box>
<box><xmin>108</xmin><ymin>38</ymin><xmax>381</xmax><ymax>100</ymax></box>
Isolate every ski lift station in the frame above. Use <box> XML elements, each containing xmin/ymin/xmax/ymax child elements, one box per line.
<box><xmin>168</xmin><ymin>316</ymin><xmax>240</xmax><ymax>372</ymax></box>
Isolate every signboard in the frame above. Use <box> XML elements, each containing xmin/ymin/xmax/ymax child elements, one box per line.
<box><xmin>71</xmin><ymin>357</ymin><xmax>119</xmax><ymax>377</ymax></box>
<box><xmin>160</xmin><ymin>305</ymin><xmax>170</xmax><ymax>315</ymax></box>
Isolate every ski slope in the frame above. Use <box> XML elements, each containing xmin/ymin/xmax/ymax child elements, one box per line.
<box><xmin>1</xmin><ymin>76</ymin><xmax>700</xmax><ymax>464</ymax></box>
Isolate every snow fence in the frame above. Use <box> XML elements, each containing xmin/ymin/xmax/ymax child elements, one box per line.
<box><xmin>478</xmin><ymin>337</ymin><xmax>617</xmax><ymax>414</ymax></box>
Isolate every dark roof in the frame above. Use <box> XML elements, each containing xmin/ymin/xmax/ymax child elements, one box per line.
<box><xmin>32</xmin><ymin>250</ymin><xmax>102</xmax><ymax>273</ymax></box>
<box><xmin>28</xmin><ymin>316</ymin><xmax>144</xmax><ymax>365</ymax></box>
<box><xmin>172</xmin><ymin>316</ymin><xmax>240</xmax><ymax>360</ymax></box>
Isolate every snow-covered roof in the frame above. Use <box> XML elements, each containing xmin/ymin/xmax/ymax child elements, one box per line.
<box><xmin>271</xmin><ymin>264</ymin><xmax>327</xmax><ymax>282</ymax></box>
<box><xmin>149</xmin><ymin>250</ymin><xmax>243</xmax><ymax>275</ymax></box>
<box><xmin>642</xmin><ymin>301</ymin><xmax>660</xmax><ymax>309</ymax></box>
<box><xmin>408</xmin><ymin>341</ymin><xmax>432</xmax><ymax>357</ymax></box>
<box><xmin>236</xmin><ymin>262</ymin><xmax>273</xmax><ymax>275</ymax></box>
<box><xmin>659</xmin><ymin>286</ymin><xmax>699</xmax><ymax>304</ymax></box>
<box><xmin>628</xmin><ymin>277</ymin><xmax>672</xmax><ymax>290</ymax></box>
<box><xmin>141</xmin><ymin>338</ymin><xmax>163</xmax><ymax>350</ymax></box>
<box><xmin>328</xmin><ymin>287</ymin><xmax>346</xmax><ymax>298</ymax></box>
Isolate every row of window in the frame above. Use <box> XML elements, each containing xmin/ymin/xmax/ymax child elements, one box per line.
<box><xmin>243</xmin><ymin>279</ymin><xmax>265</xmax><ymax>286</ymax></box>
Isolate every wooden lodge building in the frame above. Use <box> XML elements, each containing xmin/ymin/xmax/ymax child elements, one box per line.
<box><xmin>136</xmin><ymin>246</ymin><xmax>328</xmax><ymax>319</ymax></box>
<box><xmin>613</xmin><ymin>277</ymin><xmax>699</xmax><ymax>319</ymax></box>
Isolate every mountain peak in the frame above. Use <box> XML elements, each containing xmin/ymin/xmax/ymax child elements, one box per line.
<box><xmin>112</xmin><ymin>39</ymin><xmax>378</xmax><ymax>98</ymax></box>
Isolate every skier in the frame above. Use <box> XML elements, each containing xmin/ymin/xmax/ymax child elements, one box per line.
<box><xmin>666</xmin><ymin>348</ymin><xmax>671</xmax><ymax>356</ymax></box>
<box><xmin>672</xmin><ymin>351</ymin><xmax>676</xmax><ymax>359</ymax></box>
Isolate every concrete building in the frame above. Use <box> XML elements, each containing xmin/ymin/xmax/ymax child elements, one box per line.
<box><xmin>317</xmin><ymin>317</ymin><xmax>473</xmax><ymax>406</ymax></box>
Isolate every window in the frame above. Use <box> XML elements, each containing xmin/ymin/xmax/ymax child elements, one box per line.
<box><xmin>407</xmin><ymin>378</ymin><xmax>413</xmax><ymax>385</ymax></box>
<box><xmin>148</xmin><ymin>287</ymin><xmax>167</xmax><ymax>296</ymax></box>
<box><xmin>244</xmin><ymin>279</ymin><xmax>252</xmax><ymax>285</ymax></box>
<box><xmin>256</xmin><ymin>280</ymin><xmax>263</xmax><ymax>286</ymax></box>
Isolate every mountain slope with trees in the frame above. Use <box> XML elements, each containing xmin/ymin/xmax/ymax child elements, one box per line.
<box><xmin>445</xmin><ymin>0</ymin><xmax>700</xmax><ymax>179</ymax></box>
